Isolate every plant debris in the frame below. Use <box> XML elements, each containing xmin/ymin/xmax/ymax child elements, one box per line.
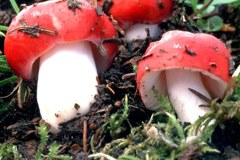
<box><xmin>8</xmin><ymin>19</ymin><xmax>57</xmax><ymax>37</ymax></box>
<box><xmin>67</xmin><ymin>0</ymin><xmax>83</xmax><ymax>13</ymax></box>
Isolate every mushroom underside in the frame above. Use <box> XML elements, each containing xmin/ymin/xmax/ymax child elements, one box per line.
<box><xmin>124</xmin><ymin>24</ymin><xmax>160</xmax><ymax>41</ymax></box>
<box><xmin>140</xmin><ymin>68</ymin><xmax>227</xmax><ymax>123</ymax></box>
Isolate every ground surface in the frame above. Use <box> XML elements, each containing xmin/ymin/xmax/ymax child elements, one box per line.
<box><xmin>0</xmin><ymin>0</ymin><xmax>240</xmax><ymax>159</ymax></box>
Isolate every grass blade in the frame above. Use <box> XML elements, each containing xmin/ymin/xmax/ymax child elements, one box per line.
<box><xmin>0</xmin><ymin>76</ymin><xmax>18</xmax><ymax>88</ymax></box>
<box><xmin>0</xmin><ymin>66</ymin><xmax>12</xmax><ymax>72</ymax></box>
<box><xmin>0</xmin><ymin>25</ymin><xmax>8</xmax><ymax>32</ymax></box>
<box><xmin>9</xmin><ymin>0</ymin><xmax>20</xmax><ymax>14</ymax></box>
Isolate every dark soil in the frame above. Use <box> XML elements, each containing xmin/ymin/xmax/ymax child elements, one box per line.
<box><xmin>0</xmin><ymin>0</ymin><xmax>240</xmax><ymax>159</ymax></box>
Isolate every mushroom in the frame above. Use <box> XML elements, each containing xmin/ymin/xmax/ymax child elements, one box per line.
<box><xmin>4</xmin><ymin>0</ymin><xmax>118</xmax><ymax>133</ymax></box>
<box><xmin>98</xmin><ymin>0</ymin><xmax>173</xmax><ymax>41</ymax></box>
<box><xmin>136</xmin><ymin>30</ymin><xmax>232</xmax><ymax>123</ymax></box>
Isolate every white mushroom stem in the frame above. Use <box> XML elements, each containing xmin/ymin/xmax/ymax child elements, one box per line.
<box><xmin>37</xmin><ymin>41</ymin><xmax>98</xmax><ymax>133</ymax></box>
<box><xmin>232</xmin><ymin>65</ymin><xmax>240</xmax><ymax>78</ymax></box>
<box><xmin>165</xmin><ymin>69</ymin><xmax>211</xmax><ymax>123</ymax></box>
<box><xmin>124</xmin><ymin>24</ymin><xmax>160</xmax><ymax>41</ymax></box>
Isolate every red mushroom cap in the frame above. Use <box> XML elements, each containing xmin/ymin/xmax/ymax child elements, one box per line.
<box><xmin>99</xmin><ymin>0</ymin><xmax>173</xmax><ymax>29</ymax></box>
<box><xmin>4</xmin><ymin>0</ymin><xmax>117</xmax><ymax>79</ymax></box>
<box><xmin>137</xmin><ymin>30</ymin><xmax>232</xmax><ymax>108</ymax></box>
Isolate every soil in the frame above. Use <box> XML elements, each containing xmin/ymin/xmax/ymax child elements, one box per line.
<box><xmin>0</xmin><ymin>0</ymin><xmax>240</xmax><ymax>159</ymax></box>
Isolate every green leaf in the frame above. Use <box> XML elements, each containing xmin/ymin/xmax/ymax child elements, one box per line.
<box><xmin>197</xmin><ymin>16</ymin><xmax>223</xmax><ymax>32</ymax></box>
<box><xmin>197</xmin><ymin>4</ymin><xmax>215</xmax><ymax>14</ymax></box>
<box><xmin>211</xmin><ymin>0</ymin><xmax>239</xmax><ymax>5</ymax></box>
<box><xmin>184</xmin><ymin>0</ymin><xmax>199</xmax><ymax>11</ymax></box>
